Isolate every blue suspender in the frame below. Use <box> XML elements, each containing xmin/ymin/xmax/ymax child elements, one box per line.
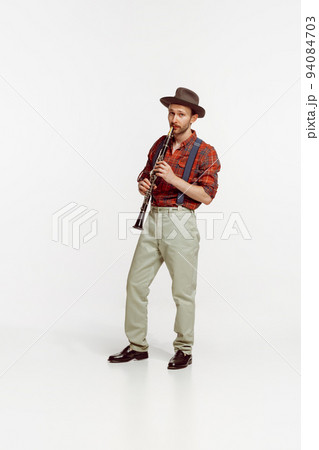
<box><xmin>177</xmin><ymin>138</ymin><xmax>202</xmax><ymax>205</ymax></box>
<box><xmin>152</xmin><ymin>137</ymin><xmax>202</xmax><ymax>205</ymax></box>
<box><xmin>152</xmin><ymin>141</ymin><xmax>164</xmax><ymax>167</ymax></box>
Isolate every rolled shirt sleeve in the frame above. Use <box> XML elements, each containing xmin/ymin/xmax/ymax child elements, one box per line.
<box><xmin>137</xmin><ymin>153</ymin><xmax>152</xmax><ymax>182</ymax></box>
<box><xmin>195</xmin><ymin>146</ymin><xmax>221</xmax><ymax>200</ymax></box>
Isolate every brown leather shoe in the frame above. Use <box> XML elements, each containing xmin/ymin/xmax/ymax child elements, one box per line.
<box><xmin>167</xmin><ymin>350</ymin><xmax>192</xmax><ymax>370</ymax></box>
<box><xmin>108</xmin><ymin>345</ymin><xmax>148</xmax><ymax>363</ymax></box>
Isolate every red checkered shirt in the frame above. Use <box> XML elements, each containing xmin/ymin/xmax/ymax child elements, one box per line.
<box><xmin>137</xmin><ymin>130</ymin><xmax>221</xmax><ymax>210</ymax></box>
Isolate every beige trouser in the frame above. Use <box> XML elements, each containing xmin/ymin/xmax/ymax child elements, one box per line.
<box><xmin>125</xmin><ymin>206</ymin><xmax>200</xmax><ymax>355</ymax></box>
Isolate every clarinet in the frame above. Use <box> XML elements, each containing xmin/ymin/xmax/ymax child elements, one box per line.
<box><xmin>133</xmin><ymin>126</ymin><xmax>174</xmax><ymax>230</ymax></box>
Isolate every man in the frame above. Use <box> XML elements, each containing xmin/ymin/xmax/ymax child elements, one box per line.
<box><xmin>108</xmin><ymin>87</ymin><xmax>221</xmax><ymax>369</ymax></box>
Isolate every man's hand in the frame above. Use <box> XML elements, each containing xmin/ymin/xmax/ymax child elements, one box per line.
<box><xmin>154</xmin><ymin>161</ymin><xmax>177</xmax><ymax>185</ymax></box>
<box><xmin>138</xmin><ymin>178</ymin><xmax>157</xmax><ymax>196</ymax></box>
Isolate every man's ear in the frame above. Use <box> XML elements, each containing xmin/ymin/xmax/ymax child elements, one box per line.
<box><xmin>191</xmin><ymin>114</ymin><xmax>198</xmax><ymax>124</ymax></box>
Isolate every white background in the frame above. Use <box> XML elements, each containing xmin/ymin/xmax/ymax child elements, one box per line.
<box><xmin>0</xmin><ymin>1</ymin><xmax>302</xmax><ymax>449</ymax></box>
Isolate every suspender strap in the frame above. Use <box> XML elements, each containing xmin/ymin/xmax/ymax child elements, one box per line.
<box><xmin>177</xmin><ymin>138</ymin><xmax>202</xmax><ymax>205</ymax></box>
<box><xmin>152</xmin><ymin>140</ymin><xmax>164</xmax><ymax>167</ymax></box>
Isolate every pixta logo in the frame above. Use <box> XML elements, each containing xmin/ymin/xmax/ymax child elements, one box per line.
<box><xmin>118</xmin><ymin>211</ymin><xmax>252</xmax><ymax>240</ymax></box>
<box><xmin>52</xmin><ymin>202</ymin><xmax>98</xmax><ymax>249</ymax></box>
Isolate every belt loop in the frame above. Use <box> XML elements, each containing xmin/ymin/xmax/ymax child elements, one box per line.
<box><xmin>177</xmin><ymin>205</ymin><xmax>183</xmax><ymax>211</ymax></box>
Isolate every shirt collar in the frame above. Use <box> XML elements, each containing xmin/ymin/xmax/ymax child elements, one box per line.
<box><xmin>171</xmin><ymin>129</ymin><xmax>197</xmax><ymax>154</ymax></box>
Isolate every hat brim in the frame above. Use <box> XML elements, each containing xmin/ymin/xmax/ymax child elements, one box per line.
<box><xmin>160</xmin><ymin>97</ymin><xmax>205</xmax><ymax>118</ymax></box>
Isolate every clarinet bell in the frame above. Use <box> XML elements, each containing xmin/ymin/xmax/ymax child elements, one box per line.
<box><xmin>133</xmin><ymin>211</ymin><xmax>145</xmax><ymax>230</ymax></box>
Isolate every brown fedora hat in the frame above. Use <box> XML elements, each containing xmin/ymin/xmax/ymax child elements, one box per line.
<box><xmin>160</xmin><ymin>87</ymin><xmax>205</xmax><ymax>118</ymax></box>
